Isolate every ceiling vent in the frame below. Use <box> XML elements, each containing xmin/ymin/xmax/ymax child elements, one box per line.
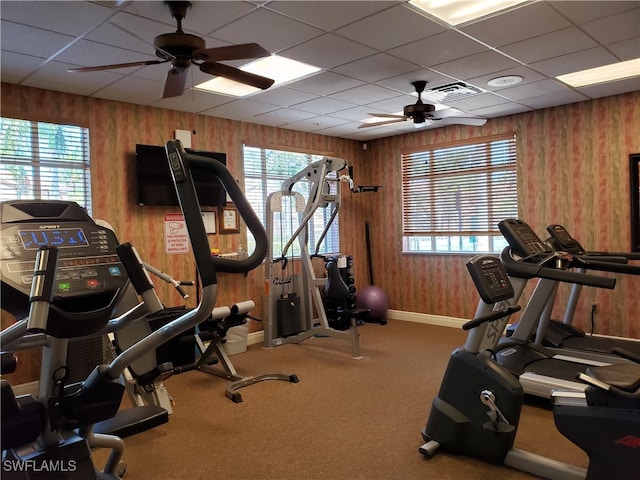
<box><xmin>427</xmin><ymin>82</ymin><xmax>485</xmax><ymax>102</ymax></box>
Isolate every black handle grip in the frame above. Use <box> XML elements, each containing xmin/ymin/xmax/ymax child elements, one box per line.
<box><xmin>575</xmin><ymin>257</ymin><xmax>640</xmax><ymax>276</ymax></box>
<box><xmin>165</xmin><ymin>140</ymin><xmax>268</xmax><ymax>285</ymax></box>
<box><xmin>536</xmin><ymin>265</ymin><xmax>616</xmax><ymax>289</ymax></box>
<box><xmin>116</xmin><ymin>243</ymin><xmax>154</xmax><ymax>295</ymax></box>
<box><xmin>29</xmin><ymin>245</ymin><xmax>59</xmax><ymax>304</ymax></box>
<box><xmin>462</xmin><ymin>305</ymin><xmax>521</xmax><ymax>331</ymax></box>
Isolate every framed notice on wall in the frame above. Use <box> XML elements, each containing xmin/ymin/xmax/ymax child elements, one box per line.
<box><xmin>220</xmin><ymin>206</ymin><xmax>239</xmax><ymax>234</ymax></box>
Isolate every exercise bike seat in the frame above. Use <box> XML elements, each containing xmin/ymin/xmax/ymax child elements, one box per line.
<box><xmin>585</xmin><ymin>363</ymin><xmax>640</xmax><ymax>393</ymax></box>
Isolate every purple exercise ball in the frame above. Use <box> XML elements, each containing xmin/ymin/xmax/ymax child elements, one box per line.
<box><xmin>357</xmin><ymin>285</ymin><xmax>389</xmax><ymax>320</ymax></box>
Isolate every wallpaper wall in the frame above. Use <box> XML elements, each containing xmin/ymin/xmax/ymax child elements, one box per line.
<box><xmin>1</xmin><ymin>83</ymin><xmax>639</xmax><ymax>386</ymax></box>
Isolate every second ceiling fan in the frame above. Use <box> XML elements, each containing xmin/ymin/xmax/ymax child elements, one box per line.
<box><xmin>68</xmin><ymin>1</ymin><xmax>275</xmax><ymax>98</ymax></box>
<box><xmin>360</xmin><ymin>81</ymin><xmax>487</xmax><ymax>129</ymax></box>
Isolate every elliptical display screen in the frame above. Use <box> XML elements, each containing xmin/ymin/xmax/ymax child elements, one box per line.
<box><xmin>19</xmin><ymin>228</ymin><xmax>89</xmax><ymax>249</ymax></box>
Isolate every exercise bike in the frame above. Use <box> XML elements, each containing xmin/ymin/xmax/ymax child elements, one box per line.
<box><xmin>419</xmin><ymin>255</ymin><xmax>640</xmax><ymax>480</ymax></box>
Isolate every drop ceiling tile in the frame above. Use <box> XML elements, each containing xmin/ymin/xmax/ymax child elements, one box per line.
<box><xmin>529</xmin><ymin>47</ymin><xmax>619</xmax><ymax>77</ymax></box>
<box><xmin>461</xmin><ymin>2</ymin><xmax>571</xmax><ymax>47</ymax></box>
<box><xmin>576</xmin><ymin>77</ymin><xmax>640</xmax><ymax>99</ymax></box>
<box><xmin>251</xmin><ymin>87</ymin><xmax>320</xmax><ymax>108</ymax></box>
<box><xmin>280</xmin><ymin>34</ymin><xmax>376</xmax><ymax>69</ymax></box>
<box><xmin>580</xmin><ymin>8</ymin><xmax>640</xmax><ymax>45</ymax></box>
<box><xmin>265</xmin><ymin>1</ymin><xmax>397</xmax><ymax>31</ymax></box>
<box><xmin>500</xmin><ymin>27</ymin><xmax>599</xmax><ymax>65</ymax></box>
<box><xmin>151</xmin><ymin>90</ymin><xmax>234</xmax><ymax>113</ymax></box>
<box><xmin>282</xmin><ymin>115</ymin><xmax>348</xmax><ymax>133</ymax></box>
<box><xmin>55</xmin><ymin>39</ymin><xmax>159</xmax><ymax>69</ymax></box>
<box><xmin>86</xmin><ymin>12</ymin><xmax>174</xmax><ymax>54</ymax></box>
<box><xmin>1</xmin><ymin>21</ymin><xmax>75</xmax><ymax>58</ymax></box>
<box><xmin>0</xmin><ymin>1</ymin><xmax>115</xmax><ymax>36</ymax></box>
<box><xmin>327</xmin><ymin>106</ymin><xmax>390</xmax><ymax>122</ymax></box>
<box><xmin>335</xmin><ymin>3</ymin><xmax>446</xmax><ymax>50</ymax></box>
<box><xmin>548</xmin><ymin>0</ymin><xmax>639</xmax><ymax>25</ymax></box>
<box><xmin>376</xmin><ymin>70</ymin><xmax>458</xmax><ymax>94</ymax></box>
<box><xmin>94</xmin><ymin>76</ymin><xmax>165</xmax><ymax>105</ymax></box>
<box><xmin>467</xmin><ymin>67</ymin><xmax>546</xmax><ymax>93</ymax></box>
<box><xmin>286</xmin><ymin>72</ymin><xmax>365</xmax><ymax>96</ymax></box>
<box><xmin>200</xmin><ymin>99</ymin><xmax>277</xmax><ymax>120</ymax></box>
<box><xmin>251</xmin><ymin>108</ymin><xmax>317</xmax><ymax>127</ymax></box>
<box><xmin>492</xmin><ymin>79</ymin><xmax>572</xmax><ymax>102</ymax></box>
<box><xmin>431</xmin><ymin>50</ymin><xmax>520</xmax><ymax>81</ymax></box>
<box><xmin>208</xmin><ymin>8</ymin><xmax>324</xmax><ymax>52</ymax></box>
<box><xmin>388</xmin><ymin>30</ymin><xmax>486</xmax><ymax>68</ymax></box>
<box><xmin>21</xmin><ymin>60</ymin><xmax>121</xmax><ymax>96</ymax></box>
<box><xmin>606</xmin><ymin>37</ymin><xmax>640</xmax><ymax>61</ymax></box>
<box><xmin>519</xmin><ymin>90</ymin><xmax>590</xmax><ymax>109</ymax></box>
<box><xmin>467</xmin><ymin>102</ymin><xmax>533</xmax><ymax>118</ymax></box>
<box><xmin>332</xmin><ymin>53</ymin><xmax>420</xmax><ymax>83</ymax></box>
<box><xmin>121</xmin><ymin>1</ymin><xmax>259</xmax><ymax>34</ymax></box>
<box><xmin>329</xmin><ymin>84</ymin><xmax>403</xmax><ymax>105</ymax></box>
<box><xmin>446</xmin><ymin>92</ymin><xmax>512</xmax><ymax>112</ymax></box>
<box><xmin>291</xmin><ymin>96</ymin><xmax>357</xmax><ymax>115</ymax></box>
<box><xmin>0</xmin><ymin>51</ymin><xmax>46</xmax><ymax>83</ymax></box>
<box><xmin>365</xmin><ymin>95</ymin><xmax>415</xmax><ymax>114</ymax></box>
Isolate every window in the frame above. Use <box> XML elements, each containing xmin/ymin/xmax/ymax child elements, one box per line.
<box><xmin>0</xmin><ymin>117</ymin><xmax>91</xmax><ymax>214</ymax></box>
<box><xmin>243</xmin><ymin>145</ymin><xmax>340</xmax><ymax>256</ymax></box>
<box><xmin>402</xmin><ymin>135</ymin><xmax>517</xmax><ymax>253</ymax></box>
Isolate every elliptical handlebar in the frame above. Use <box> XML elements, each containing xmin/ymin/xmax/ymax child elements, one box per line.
<box><xmin>165</xmin><ymin>140</ymin><xmax>268</xmax><ymax>282</ymax></box>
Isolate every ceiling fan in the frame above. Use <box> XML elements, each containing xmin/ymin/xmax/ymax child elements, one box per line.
<box><xmin>68</xmin><ymin>1</ymin><xmax>275</xmax><ymax>98</ymax></box>
<box><xmin>359</xmin><ymin>81</ymin><xmax>487</xmax><ymax>129</ymax></box>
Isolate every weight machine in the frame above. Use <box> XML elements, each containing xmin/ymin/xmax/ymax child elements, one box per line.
<box><xmin>263</xmin><ymin>156</ymin><xmax>365</xmax><ymax>359</ymax></box>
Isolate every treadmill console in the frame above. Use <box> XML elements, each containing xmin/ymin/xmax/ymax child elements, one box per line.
<box><xmin>1</xmin><ymin>201</ymin><xmax>129</xmax><ymax>338</ymax></box>
<box><xmin>546</xmin><ymin>224</ymin><xmax>583</xmax><ymax>254</ymax></box>
<box><xmin>466</xmin><ymin>255</ymin><xmax>514</xmax><ymax>304</ymax></box>
<box><xmin>498</xmin><ymin>219</ymin><xmax>552</xmax><ymax>257</ymax></box>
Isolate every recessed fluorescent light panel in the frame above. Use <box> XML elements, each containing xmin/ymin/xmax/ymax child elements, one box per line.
<box><xmin>556</xmin><ymin>58</ymin><xmax>640</xmax><ymax>88</ymax></box>
<box><xmin>195</xmin><ymin>55</ymin><xmax>321</xmax><ymax>97</ymax></box>
<box><xmin>409</xmin><ymin>0</ymin><xmax>528</xmax><ymax>26</ymax></box>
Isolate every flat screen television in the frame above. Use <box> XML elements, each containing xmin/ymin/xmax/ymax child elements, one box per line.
<box><xmin>135</xmin><ymin>144</ymin><xmax>227</xmax><ymax>207</ymax></box>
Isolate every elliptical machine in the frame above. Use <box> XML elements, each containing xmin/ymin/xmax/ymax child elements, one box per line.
<box><xmin>1</xmin><ymin>139</ymin><xmax>285</xmax><ymax>478</ymax></box>
<box><xmin>419</xmin><ymin>255</ymin><xmax>640</xmax><ymax>480</ymax></box>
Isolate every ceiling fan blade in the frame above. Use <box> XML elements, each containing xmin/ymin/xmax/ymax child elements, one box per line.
<box><xmin>433</xmin><ymin>116</ymin><xmax>487</xmax><ymax>126</ymax></box>
<box><xmin>199</xmin><ymin>62</ymin><xmax>274</xmax><ymax>90</ymax></box>
<box><xmin>359</xmin><ymin>118</ymin><xmax>407</xmax><ymax>129</ymax></box>
<box><xmin>194</xmin><ymin>43</ymin><xmax>271</xmax><ymax>62</ymax></box>
<box><xmin>163</xmin><ymin>67</ymin><xmax>189</xmax><ymax>98</ymax></box>
<box><xmin>68</xmin><ymin>59</ymin><xmax>167</xmax><ymax>73</ymax></box>
<box><xmin>366</xmin><ymin>113</ymin><xmax>406</xmax><ymax>119</ymax></box>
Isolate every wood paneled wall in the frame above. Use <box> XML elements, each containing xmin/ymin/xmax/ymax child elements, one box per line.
<box><xmin>2</xmin><ymin>83</ymin><xmax>639</xmax><ymax>354</ymax></box>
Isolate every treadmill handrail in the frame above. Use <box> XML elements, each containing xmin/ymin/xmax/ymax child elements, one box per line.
<box><xmin>165</xmin><ymin>140</ymin><xmax>268</xmax><ymax>283</ymax></box>
<box><xmin>500</xmin><ymin>247</ymin><xmax>616</xmax><ymax>289</ymax></box>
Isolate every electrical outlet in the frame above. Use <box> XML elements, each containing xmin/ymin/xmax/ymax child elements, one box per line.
<box><xmin>591</xmin><ymin>302</ymin><xmax>598</xmax><ymax>313</ymax></box>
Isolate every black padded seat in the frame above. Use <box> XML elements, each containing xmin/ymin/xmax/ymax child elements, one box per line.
<box><xmin>586</xmin><ymin>363</ymin><xmax>640</xmax><ymax>392</ymax></box>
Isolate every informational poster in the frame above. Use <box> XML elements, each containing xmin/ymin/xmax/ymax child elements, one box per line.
<box><xmin>164</xmin><ymin>213</ymin><xmax>189</xmax><ymax>254</ymax></box>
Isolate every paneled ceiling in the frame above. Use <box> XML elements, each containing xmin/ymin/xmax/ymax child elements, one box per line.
<box><xmin>1</xmin><ymin>1</ymin><xmax>639</xmax><ymax>140</ymax></box>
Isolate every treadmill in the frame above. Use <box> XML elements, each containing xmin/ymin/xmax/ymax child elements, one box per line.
<box><xmin>536</xmin><ymin>224</ymin><xmax>640</xmax><ymax>358</ymax></box>
<box><xmin>489</xmin><ymin>219</ymin><xmax>635</xmax><ymax>399</ymax></box>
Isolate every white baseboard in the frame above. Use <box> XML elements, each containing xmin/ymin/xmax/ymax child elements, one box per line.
<box><xmin>248</xmin><ymin>311</ymin><xmax>464</xmax><ymax>347</ymax></box>
<box><xmin>386</xmin><ymin>309</ymin><xmax>465</xmax><ymax>328</ymax></box>
<box><xmin>248</xmin><ymin>330</ymin><xmax>264</xmax><ymax>346</ymax></box>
